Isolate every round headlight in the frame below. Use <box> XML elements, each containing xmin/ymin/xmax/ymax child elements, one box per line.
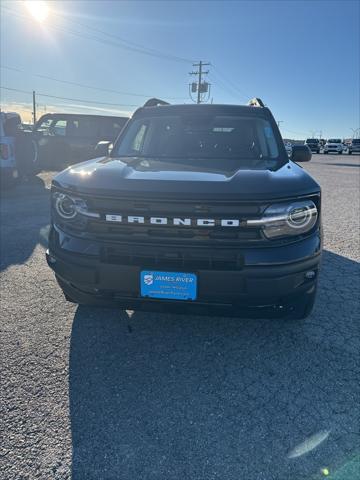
<box><xmin>247</xmin><ymin>199</ymin><xmax>318</xmax><ymax>239</ymax></box>
<box><xmin>287</xmin><ymin>205</ymin><xmax>314</xmax><ymax>229</ymax></box>
<box><xmin>55</xmin><ymin>193</ymin><xmax>77</xmax><ymax>219</ymax></box>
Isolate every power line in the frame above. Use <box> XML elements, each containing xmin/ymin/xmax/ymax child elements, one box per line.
<box><xmin>53</xmin><ymin>12</ymin><xmax>194</xmax><ymax>64</ymax></box>
<box><xmin>1</xmin><ymin>65</ymin><xmax>188</xmax><ymax>100</ymax></box>
<box><xmin>211</xmin><ymin>65</ymin><xmax>252</xmax><ymax>100</ymax></box>
<box><xmin>208</xmin><ymin>73</ymin><xmax>245</xmax><ymax>101</ymax></box>
<box><xmin>0</xmin><ymin>86</ymin><xmax>139</xmax><ymax>107</ymax></box>
<box><xmin>1</xmin><ymin>6</ymin><xmax>194</xmax><ymax>64</ymax></box>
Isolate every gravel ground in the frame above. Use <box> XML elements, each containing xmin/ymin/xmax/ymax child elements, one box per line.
<box><xmin>1</xmin><ymin>154</ymin><xmax>359</xmax><ymax>480</ymax></box>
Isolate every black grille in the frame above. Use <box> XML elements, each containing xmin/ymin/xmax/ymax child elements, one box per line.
<box><xmin>102</xmin><ymin>244</ymin><xmax>244</xmax><ymax>270</ymax></box>
<box><xmin>86</xmin><ymin>221</ymin><xmax>261</xmax><ymax>244</ymax></box>
<box><xmin>82</xmin><ymin>196</ymin><xmax>264</xmax><ymax>246</ymax></box>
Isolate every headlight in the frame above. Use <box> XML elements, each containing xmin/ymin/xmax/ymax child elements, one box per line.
<box><xmin>52</xmin><ymin>192</ymin><xmax>99</xmax><ymax>220</ymax></box>
<box><xmin>247</xmin><ymin>200</ymin><xmax>318</xmax><ymax>239</ymax></box>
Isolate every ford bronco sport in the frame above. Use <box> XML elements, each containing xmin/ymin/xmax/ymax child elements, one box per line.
<box><xmin>47</xmin><ymin>98</ymin><xmax>322</xmax><ymax>319</ymax></box>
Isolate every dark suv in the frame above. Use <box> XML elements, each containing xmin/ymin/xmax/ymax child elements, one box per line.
<box><xmin>32</xmin><ymin>113</ymin><xmax>128</xmax><ymax>170</ymax></box>
<box><xmin>305</xmin><ymin>138</ymin><xmax>320</xmax><ymax>153</ymax></box>
<box><xmin>348</xmin><ymin>139</ymin><xmax>360</xmax><ymax>155</ymax></box>
<box><xmin>47</xmin><ymin>98</ymin><xmax>322</xmax><ymax>319</ymax></box>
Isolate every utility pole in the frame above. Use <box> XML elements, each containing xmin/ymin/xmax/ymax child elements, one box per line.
<box><xmin>189</xmin><ymin>61</ymin><xmax>210</xmax><ymax>104</ymax></box>
<box><xmin>350</xmin><ymin>128</ymin><xmax>360</xmax><ymax>139</ymax></box>
<box><xmin>277</xmin><ymin>120</ymin><xmax>283</xmax><ymax>128</ymax></box>
<box><xmin>32</xmin><ymin>91</ymin><xmax>37</xmax><ymax>125</ymax></box>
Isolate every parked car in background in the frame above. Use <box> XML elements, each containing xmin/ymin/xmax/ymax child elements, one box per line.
<box><xmin>323</xmin><ymin>139</ymin><xmax>344</xmax><ymax>154</ymax></box>
<box><xmin>32</xmin><ymin>113</ymin><xmax>129</xmax><ymax>170</ymax></box>
<box><xmin>348</xmin><ymin>138</ymin><xmax>360</xmax><ymax>155</ymax></box>
<box><xmin>0</xmin><ymin>112</ymin><xmax>19</xmax><ymax>188</ymax></box>
<box><xmin>305</xmin><ymin>138</ymin><xmax>320</xmax><ymax>153</ymax></box>
<box><xmin>0</xmin><ymin>112</ymin><xmax>38</xmax><ymax>186</ymax></box>
<box><xmin>284</xmin><ymin>142</ymin><xmax>292</xmax><ymax>157</ymax></box>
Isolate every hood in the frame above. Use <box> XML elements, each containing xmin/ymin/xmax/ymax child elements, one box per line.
<box><xmin>53</xmin><ymin>156</ymin><xmax>320</xmax><ymax>201</ymax></box>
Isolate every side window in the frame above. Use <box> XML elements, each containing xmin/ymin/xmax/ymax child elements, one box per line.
<box><xmin>67</xmin><ymin>118</ymin><xmax>99</xmax><ymax>138</ymax></box>
<box><xmin>132</xmin><ymin>124</ymin><xmax>147</xmax><ymax>152</ymax></box>
<box><xmin>110</xmin><ymin>121</ymin><xmax>124</xmax><ymax>138</ymax></box>
<box><xmin>256</xmin><ymin>121</ymin><xmax>279</xmax><ymax>158</ymax></box>
<box><xmin>66</xmin><ymin>120</ymin><xmax>79</xmax><ymax>137</ymax></box>
<box><xmin>99</xmin><ymin>119</ymin><xmax>127</xmax><ymax>140</ymax></box>
<box><xmin>36</xmin><ymin>118</ymin><xmax>53</xmax><ymax>135</ymax></box>
<box><xmin>3</xmin><ymin>116</ymin><xmax>21</xmax><ymax>136</ymax></box>
<box><xmin>51</xmin><ymin>119</ymin><xmax>67</xmax><ymax>136</ymax></box>
<box><xmin>79</xmin><ymin>118</ymin><xmax>98</xmax><ymax>138</ymax></box>
<box><xmin>116</xmin><ymin>121</ymin><xmax>149</xmax><ymax>156</ymax></box>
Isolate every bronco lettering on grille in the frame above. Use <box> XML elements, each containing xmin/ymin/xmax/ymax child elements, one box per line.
<box><xmin>104</xmin><ymin>215</ymin><xmax>242</xmax><ymax>227</ymax></box>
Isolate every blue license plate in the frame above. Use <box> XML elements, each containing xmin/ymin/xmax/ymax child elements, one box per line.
<box><xmin>140</xmin><ymin>271</ymin><xmax>197</xmax><ymax>301</ymax></box>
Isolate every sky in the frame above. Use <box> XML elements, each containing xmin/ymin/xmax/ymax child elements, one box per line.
<box><xmin>0</xmin><ymin>0</ymin><xmax>359</xmax><ymax>139</ymax></box>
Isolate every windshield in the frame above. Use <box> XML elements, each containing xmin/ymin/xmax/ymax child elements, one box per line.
<box><xmin>306</xmin><ymin>138</ymin><xmax>318</xmax><ymax>143</ymax></box>
<box><xmin>352</xmin><ymin>139</ymin><xmax>360</xmax><ymax>144</ymax></box>
<box><xmin>328</xmin><ymin>139</ymin><xmax>341</xmax><ymax>143</ymax></box>
<box><xmin>115</xmin><ymin>114</ymin><xmax>281</xmax><ymax>167</ymax></box>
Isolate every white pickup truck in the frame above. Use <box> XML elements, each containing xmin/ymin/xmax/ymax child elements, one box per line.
<box><xmin>323</xmin><ymin>138</ymin><xmax>344</xmax><ymax>154</ymax></box>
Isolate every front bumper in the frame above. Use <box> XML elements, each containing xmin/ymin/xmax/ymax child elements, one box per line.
<box><xmin>47</xmin><ymin>225</ymin><xmax>322</xmax><ymax>313</ymax></box>
<box><xmin>324</xmin><ymin>148</ymin><xmax>342</xmax><ymax>153</ymax></box>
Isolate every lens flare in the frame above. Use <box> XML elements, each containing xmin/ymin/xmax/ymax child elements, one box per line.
<box><xmin>25</xmin><ymin>1</ymin><xmax>49</xmax><ymax>23</ymax></box>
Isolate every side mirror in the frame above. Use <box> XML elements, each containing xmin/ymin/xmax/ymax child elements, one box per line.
<box><xmin>95</xmin><ymin>141</ymin><xmax>113</xmax><ymax>157</ymax></box>
<box><xmin>291</xmin><ymin>145</ymin><xmax>312</xmax><ymax>162</ymax></box>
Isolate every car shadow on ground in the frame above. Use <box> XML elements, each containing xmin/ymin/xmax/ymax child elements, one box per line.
<box><xmin>323</xmin><ymin>163</ymin><xmax>360</xmax><ymax>168</ymax></box>
<box><xmin>0</xmin><ymin>175</ymin><xmax>49</xmax><ymax>272</ymax></box>
<box><xmin>69</xmin><ymin>250</ymin><xmax>359</xmax><ymax>480</ymax></box>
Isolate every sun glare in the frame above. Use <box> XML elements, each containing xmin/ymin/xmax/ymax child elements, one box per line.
<box><xmin>25</xmin><ymin>1</ymin><xmax>50</xmax><ymax>23</ymax></box>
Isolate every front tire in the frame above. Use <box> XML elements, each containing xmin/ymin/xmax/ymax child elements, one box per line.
<box><xmin>15</xmin><ymin>133</ymin><xmax>40</xmax><ymax>177</ymax></box>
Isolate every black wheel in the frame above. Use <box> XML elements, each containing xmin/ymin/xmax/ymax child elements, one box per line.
<box><xmin>285</xmin><ymin>285</ymin><xmax>317</xmax><ymax>320</ymax></box>
<box><xmin>29</xmin><ymin>138</ymin><xmax>40</xmax><ymax>174</ymax></box>
<box><xmin>348</xmin><ymin>150</ymin><xmax>352</xmax><ymax>155</ymax></box>
<box><xmin>337</xmin><ymin>151</ymin><xmax>341</xmax><ymax>155</ymax></box>
<box><xmin>15</xmin><ymin>133</ymin><xmax>41</xmax><ymax>176</ymax></box>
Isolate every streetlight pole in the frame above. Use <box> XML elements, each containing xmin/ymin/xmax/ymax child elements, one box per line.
<box><xmin>32</xmin><ymin>91</ymin><xmax>37</xmax><ymax>125</ymax></box>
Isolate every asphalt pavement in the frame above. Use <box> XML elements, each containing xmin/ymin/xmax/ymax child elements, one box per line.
<box><xmin>1</xmin><ymin>154</ymin><xmax>359</xmax><ymax>480</ymax></box>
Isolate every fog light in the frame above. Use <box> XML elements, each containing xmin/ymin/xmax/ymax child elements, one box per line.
<box><xmin>305</xmin><ymin>270</ymin><xmax>316</xmax><ymax>279</ymax></box>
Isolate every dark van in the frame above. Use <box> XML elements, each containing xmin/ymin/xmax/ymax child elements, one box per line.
<box><xmin>33</xmin><ymin>113</ymin><xmax>128</xmax><ymax>170</ymax></box>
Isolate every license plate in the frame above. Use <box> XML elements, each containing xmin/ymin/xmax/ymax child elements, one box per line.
<box><xmin>140</xmin><ymin>271</ymin><xmax>197</xmax><ymax>301</ymax></box>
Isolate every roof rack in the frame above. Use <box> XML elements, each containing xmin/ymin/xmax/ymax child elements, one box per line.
<box><xmin>247</xmin><ymin>98</ymin><xmax>265</xmax><ymax>108</ymax></box>
<box><xmin>143</xmin><ymin>98</ymin><xmax>170</xmax><ymax>107</ymax></box>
